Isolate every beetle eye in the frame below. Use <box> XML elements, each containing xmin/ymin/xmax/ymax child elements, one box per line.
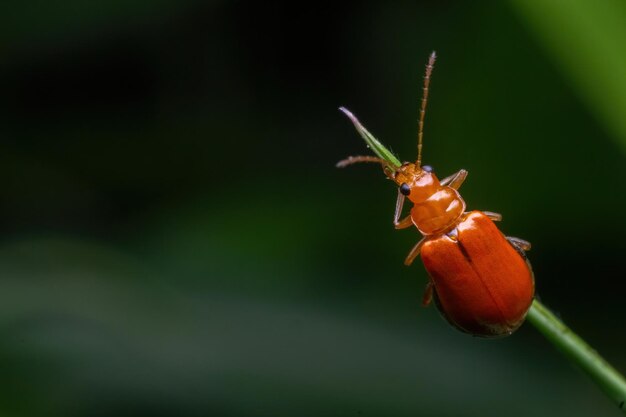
<box><xmin>400</xmin><ymin>183</ymin><xmax>411</xmax><ymax>196</ymax></box>
<box><xmin>422</xmin><ymin>165</ymin><xmax>433</xmax><ymax>173</ymax></box>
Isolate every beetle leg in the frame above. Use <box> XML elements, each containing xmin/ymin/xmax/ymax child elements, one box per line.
<box><xmin>482</xmin><ymin>211</ymin><xmax>502</xmax><ymax>221</ymax></box>
<box><xmin>422</xmin><ymin>281</ymin><xmax>434</xmax><ymax>307</ymax></box>
<box><xmin>463</xmin><ymin>211</ymin><xmax>501</xmax><ymax>221</ymax></box>
<box><xmin>404</xmin><ymin>238</ymin><xmax>426</xmax><ymax>266</ymax></box>
<box><xmin>439</xmin><ymin>171</ymin><xmax>457</xmax><ymax>185</ymax></box>
<box><xmin>393</xmin><ymin>191</ymin><xmax>413</xmax><ymax>229</ymax></box>
<box><xmin>507</xmin><ymin>236</ymin><xmax>531</xmax><ymax>251</ymax></box>
<box><xmin>395</xmin><ymin>216</ymin><xmax>413</xmax><ymax>229</ymax></box>
<box><xmin>440</xmin><ymin>169</ymin><xmax>468</xmax><ymax>190</ymax></box>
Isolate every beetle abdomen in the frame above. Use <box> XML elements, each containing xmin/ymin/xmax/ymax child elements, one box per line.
<box><xmin>420</xmin><ymin>211</ymin><xmax>534</xmax><ymax>337</ymax></box>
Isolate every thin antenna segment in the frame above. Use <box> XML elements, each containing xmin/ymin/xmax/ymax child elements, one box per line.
<box><xmin>417</xmin><ymin>51</ymin><xmax>436</xmax><ymax>168</ymax></box>
<box><xmin>336</xmin><ymin>155</ymin><xmax>388</xmax><ymax>168</ymax></box>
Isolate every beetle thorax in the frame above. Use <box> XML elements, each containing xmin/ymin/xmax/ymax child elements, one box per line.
<box><xmin>394</xmin><ymin>163</ymin><xmax>466</xmax><ymax>236</ymax></box>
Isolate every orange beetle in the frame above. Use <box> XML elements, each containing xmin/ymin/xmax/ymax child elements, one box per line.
<box><xmin>338</xmin><ymin>52</ymin><xmax>534</xmax><ymax>337</ymax></box>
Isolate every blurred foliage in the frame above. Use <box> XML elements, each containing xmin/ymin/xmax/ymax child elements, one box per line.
<box><xmin>0</xmin><ymin>1</ymin><xmax>625</xmax><ymax>416</ymax></box>
<box><xmin>511</xmin><ymin>0</ymin><xmax>626</xmax><ymax>153</ymax></box>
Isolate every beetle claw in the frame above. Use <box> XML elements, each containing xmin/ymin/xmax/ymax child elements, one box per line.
<box><xmin>422</xmin><ymin>281</ymin><xmax>434</xmax><ymax>307</ymax></box>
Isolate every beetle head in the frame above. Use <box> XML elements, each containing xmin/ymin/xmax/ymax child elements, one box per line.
<box><xmin>394</xmin><ymin>162</ymin><xmax>439</xmax><ymax>203</ymax></box>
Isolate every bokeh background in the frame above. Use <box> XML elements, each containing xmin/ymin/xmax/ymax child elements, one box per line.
<box><xmin>1</xmin><ymin>1</ymin><xmax>626</xmax><ymax>416</ymax></box>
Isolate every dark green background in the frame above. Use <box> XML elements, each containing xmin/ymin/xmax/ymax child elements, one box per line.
<box><xmin>1</xmin><ymin>1</ymin><xmax>625</xmax><ymax>416</ymax></box>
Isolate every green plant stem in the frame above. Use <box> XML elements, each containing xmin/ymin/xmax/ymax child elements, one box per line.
<box><xmin>527</xmin><ymin>300</ymin><xmax>626</xmax><ymax>412</ymax></box>
<box><xmin>341</xmin><ymin>111</ymin><xmax>626</xmax><ymax>410</ymax></box>
<box><xmin>339</xmin><ymin>107</ymin><xmax>402</xmax><ymax>167</ymax></box>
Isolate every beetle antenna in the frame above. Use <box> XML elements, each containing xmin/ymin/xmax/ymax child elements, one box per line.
<box><xmin>417</xmin><ymin>51</ymin><xmax>436</xmax><ymax>168</ymax></box>
<box><xmin>336</xmin><ymin>156</ymin><xmax>396</xmax><ymax>179</ymax></box>
<box><xmin>336</xmin><ymin>155</ymin><xmax>387</xmax><ymax>168</ymax></box>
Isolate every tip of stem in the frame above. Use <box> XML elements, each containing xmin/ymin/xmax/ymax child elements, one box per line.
<box><xmin>338</xmin><ymin>106</ymin><xmax>402</xmax><ymax>168</ymax></box>
<box><xmin>338</xmin><ymin>106</ymin><xmax>355</xmax><ymax>121</ymax></box>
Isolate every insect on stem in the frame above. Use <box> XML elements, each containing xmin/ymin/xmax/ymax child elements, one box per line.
<box><xmin>338</xmin><ymin>52</ymin><xmax>535</xmax><ymax>338</ymax></box>
<box><xmin>336</xmin><ymin>51</ymin><xmax>626</xmax><ymax>412</ymax></box>
<box><xmin>417</xmin><ymin>51</ymin><xmax>437</xmax><ymax>168</ymax></box>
